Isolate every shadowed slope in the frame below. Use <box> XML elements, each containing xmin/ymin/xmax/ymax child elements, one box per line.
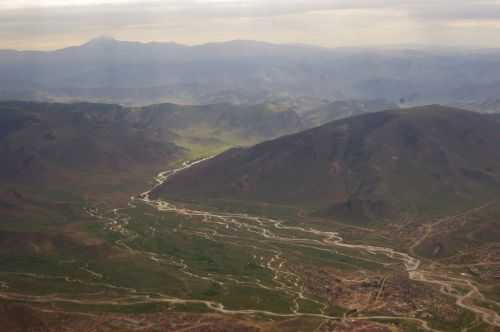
<box><xmin>0</xmin><ymin>101</ymin><xmax>181</xmax><ymax>187</ymax></box>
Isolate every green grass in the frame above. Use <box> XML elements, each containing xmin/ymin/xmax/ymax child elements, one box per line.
<box><xmin>0</xmin><ymin>255</ymin><xmax>88</xmax><ymax>279</ymax></box>
<box><xmin>296</xmin><ymin>298</ymin><xmax>326</xmax><ymax>314</ymax></box>
<box><xmin>172</xmin><ymin>126</ymin><xmax>259</xmax><ymax>161</ymax></box>
<box><xmin>2</xmin><ymin>144</ymin><xmax>497</xmax><ymax>332</ymax></box>
<box><xmin>214</xmin><ymin>285</ymin><xmax>294</xmax><ymax>313</ymax></box>
<box><xmin>492</xmin><ymin>286</ymin><xmax>500</xmax><ymax>302</ymax></box>
<box><xmin>0</xmin><ymin>273</ymin><xmax>107</xmax><ymax>296</ymax></box>
<box><xmin>278</xmin><ymin>243</ymin><xmax>385</xmax><ymax>273</ymax></box>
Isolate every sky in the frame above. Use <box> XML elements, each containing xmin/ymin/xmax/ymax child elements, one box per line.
<box><xmin>1</xmin><ymin>0</ymin><xmax>500</xmax><ymax>50</ymax></box>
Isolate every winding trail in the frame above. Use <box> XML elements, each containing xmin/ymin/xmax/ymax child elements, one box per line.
<box><xmin>138</xmin><ymin>158</ymin><xmax>500</xmax><ymax>330</ymax></box>
<box><xmin>2</xmin><ymin>158</ymin><xmax>499</xmax><ymax>332</ymax></box>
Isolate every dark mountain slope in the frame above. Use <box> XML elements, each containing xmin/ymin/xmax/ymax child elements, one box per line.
<box><xmin>489</xmin><ymin>113</ymin><xmax>500</xmax><ymax>123</ymax></box>
<box><xmin>0</xmin><ymin>101</ymin><xmax>181</xmax><ymax>189</ymax></box>
<box><xmin>154</xmin><ymin>106</ymin><xmax>500</xmax><ymax>222</ymax></box>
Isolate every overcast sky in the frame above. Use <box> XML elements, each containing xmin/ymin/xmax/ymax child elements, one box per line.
<box><xmin>1</xmin><ymin>0</ymin><xmax>500</xmax><ymax>50</ymax></box>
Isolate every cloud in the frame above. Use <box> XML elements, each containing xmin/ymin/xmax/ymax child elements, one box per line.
<box><xmin>407</xmin><ymin>1</ymin><xmax>500</xmax><ymax>21</ymax></box>
<box><xmin>3</xmin><ymin>0</ymin><xmax>499</xmax><ymax>21</ymax></box>
<box><xmin>1</xmin><ymin>0</ymin><xmax>500</xmax><ymax>50</ymax></box>
<box><xmin>0</xmin><ymin>0</ymin><xmax>157</xmax><ymax>10</ymax></box>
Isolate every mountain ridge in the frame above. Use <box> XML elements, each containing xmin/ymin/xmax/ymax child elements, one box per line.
<box><xmin>0</xmin><ymin>100</ymin><xmax>306</xmax><ymax>193</ymax></box>
<box><xmin>2</xmin><ymin>39</ymin><xmax>500</xmax><ymax>105</ymax></box>
<box><xmin>153</xmin><ymin>105</ymin><xmax>500</xmax><ymax>223</ymax></box>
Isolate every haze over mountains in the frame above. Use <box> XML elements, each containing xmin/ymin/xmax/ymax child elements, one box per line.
<box><xmin>2</xmin><ymin>35</ymin><xmax>500</xmax><ymax>332</ymax></box>
<box><xmin>3</xmin><ymin>0</ymin><xmax>500</xmax><ymax>327</ymax></box>
<box><xmin>2</xmin><ymin>38</ymin><xmax>500</xmax><ymax>107</ymax></box>
<box><xmin>303</xmin><ymin>99</ymin><xmax>399</xmax><ymax>127</ymax></box>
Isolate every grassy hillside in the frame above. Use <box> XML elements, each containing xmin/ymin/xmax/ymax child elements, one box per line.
<box><xmin>136</xmin><ymin>102</ymin><xmax>305</xmax><ymax>159</ymax></box>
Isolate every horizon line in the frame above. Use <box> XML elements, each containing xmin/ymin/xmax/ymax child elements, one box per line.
<box><xmin>3</xmin><ymin>36</ymin><xmax>500</xmax><ymax>53</ymax></box>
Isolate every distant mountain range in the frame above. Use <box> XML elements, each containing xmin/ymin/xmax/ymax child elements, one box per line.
<box><xmin>303</xmin><ymin>99</ymin><xmax>399</xmax><ymax>127</ymax></box>
<box><xmin>154</xmin><ymin>106</ymin><xmax>500</xmax><ymax>223</ymax></box>
<box><xmin>453</xmin><ymin>98</ymin><xmax>500</xmax><ymax>114</ymax></box>
<box><xmin>2</xmin><ymin>38</ymin><xmax>500</xmax><ymax>106</ymax></box>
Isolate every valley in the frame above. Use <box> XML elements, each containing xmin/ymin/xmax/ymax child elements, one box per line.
<box><xmin>1</xmin><ymin>158</ymin><xmax>499</xmax><ymax>331</ymax></box>
<box><xmin>3</xmin><ymin>3</ymin><xmax>500</xmax><ymax>331</ymax></box>
<box><xmin>0</xmin><ymin>103</ymin><xmax>499</xmax><ymax>331</ymax></box>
